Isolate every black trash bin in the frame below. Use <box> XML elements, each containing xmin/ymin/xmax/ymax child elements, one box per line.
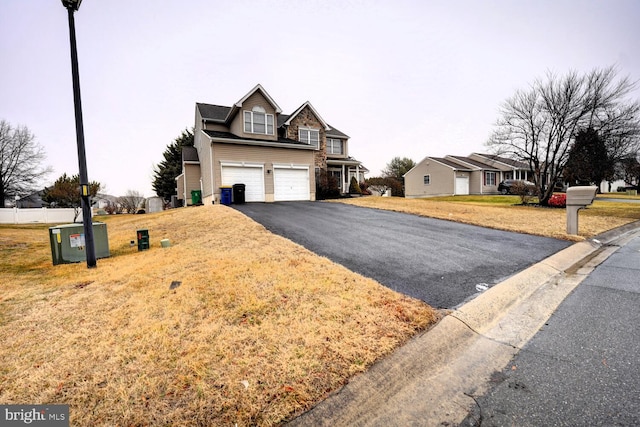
<box><xmin>232</xmin><ymin>183</ymin><xmax>246</xmax><ymax>204</ymax></box>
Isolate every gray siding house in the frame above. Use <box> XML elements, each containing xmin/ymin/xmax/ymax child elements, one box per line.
<box><xmin>176</xmin><ymin>84</ymin><xmax>366</xmax><ymax>205</ymax></box>
<box><xmin>404</xmin><ymin>153</ymin><xmax>530</xmax><ymax>198</ymax></box>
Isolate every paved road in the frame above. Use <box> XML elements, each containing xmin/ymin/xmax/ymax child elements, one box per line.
<box><xmin>598</xmin><ymin>197</ymin><xmax>640</xmax><ymax>203</ymax></box>
<box><xmin>462</xmin><ymin>233</ymin><xmax>640</xmax><ymax>426</ymax></box>
<box><xmin>234</xmin><ymin>202</ymin><xmax>571</xmax><ymax>308</ymax></box>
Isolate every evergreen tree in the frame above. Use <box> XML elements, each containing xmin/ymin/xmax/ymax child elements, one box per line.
<box><xmin>152</xmin><ymin>128</ymin><xmax>194</xmax><ymax>202</ymax></box>
<box><xmin>42</xmin><ymin>173</ymin><xmax>101</xmax><ymax>221</ymax></box>
<box><xmin>564</xmin><ymin>127</ymin><xmax>614</xmax><ymax>187</ymax></box>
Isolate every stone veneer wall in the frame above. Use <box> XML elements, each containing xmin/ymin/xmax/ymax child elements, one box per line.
<box><xmin>285</xmin><ymin>106</ymin><xmax>326</xmax><ymax>169</ymax></box>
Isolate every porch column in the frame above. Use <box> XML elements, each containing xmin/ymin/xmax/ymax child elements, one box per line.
<box><xmin>342</xmin><ymin>164</ymin><xmax>346</xmax><ymax>192</ymax></box>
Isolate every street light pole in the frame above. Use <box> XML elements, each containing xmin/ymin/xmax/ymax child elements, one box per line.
<box><xmin>62</xmin><ymin>0</ymin><xmax>96</xmax><ymax>268</ymax></box>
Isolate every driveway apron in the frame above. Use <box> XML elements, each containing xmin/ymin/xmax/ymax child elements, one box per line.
<box><xmin>233</xmin><ymin>202</ymin><xmax>571</xmax><ymax>308</ymax></box>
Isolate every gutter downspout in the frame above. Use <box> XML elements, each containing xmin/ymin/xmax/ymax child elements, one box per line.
<box><xmin>210</xmin><ymin>143</ymin><xmax>215</xmax><ymax>203</ymax></box>
<box><xmin>182</xmin><ymin>171</ymin><xmax>187</xmax><ymax>207</ymax></box>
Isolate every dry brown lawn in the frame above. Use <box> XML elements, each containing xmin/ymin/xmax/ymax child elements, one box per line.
<box><xmin>3</xmin><ymin>195</ymin><xmax>638</xmax><ymax>425</ymax></box>
<box><xmin>333</xmin><ymin>195</ymin><xmax>640</xmax><ymax>241</ymax></box>
<box><xmin>0</xmin><ymin>206</ymin><xmax>437</xmax><ymax>426</ymax></box>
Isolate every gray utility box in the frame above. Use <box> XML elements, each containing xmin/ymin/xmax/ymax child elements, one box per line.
<box><xmin>49</xmin><ymin>222</ymin><xmax>110</xmax><ymax>265</ymax></box>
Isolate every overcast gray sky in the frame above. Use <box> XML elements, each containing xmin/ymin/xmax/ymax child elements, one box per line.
<box><xmin>1</xmin><ymin>0</ymin><xmax>639</xmax><ymax>197</ymax></box>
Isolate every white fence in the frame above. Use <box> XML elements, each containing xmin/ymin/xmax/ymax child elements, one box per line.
<box><xmin>0</xmin><ymin>208</ymin><xmax>85</xmax><ymax>224</ymax></box>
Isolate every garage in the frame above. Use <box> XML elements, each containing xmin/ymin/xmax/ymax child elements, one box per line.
<box><xmin>274</xmin><ymin>166</ymin><xmax>310</xmax><ymax>201</ymax></box>
<box><xmin>221</xmin><ymin>164</ymin><xmax>265</xmax><ymax>202</ymax></box>
<box><xmin>455</xmin><ymin>176</ymin><xmax>469</xmax><ymax>195</ymax></box>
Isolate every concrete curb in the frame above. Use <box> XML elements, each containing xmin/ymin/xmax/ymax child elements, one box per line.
<box><xmin>288</xmin><ymin>222</ymin><xmax>640</xmax><ymax>426</ymax></box>
<box><xmin>453</xmin><ymin>239</ymin><xmax>598</xmax><ymax>334</ymax></box>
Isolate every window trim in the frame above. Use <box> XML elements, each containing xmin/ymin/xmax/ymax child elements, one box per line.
<box><xmin>327</xmin><ymin>138</ymin><xmax>343</xmax><ymax>155</ymax></box>
<box><xmin>485</xmin><ymin>171</ymin><xmax>497</xmax><ymax>186</ymax></box>
<box><xmin>423</xmin><ymin>174</ymin><xmax>431</xmax><ymax>185</ymax></box>
<box><xmin>299</xmin><ymin>127</ymin><xmax>320</xmax><ymax>148</ymax></box>
<box><xmin>244</xmin><ymin>109</ymin><xmax>274</xmax><ymax>135</ymax></box>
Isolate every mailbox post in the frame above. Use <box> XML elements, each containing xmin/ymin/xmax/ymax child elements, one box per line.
<box><xmin>566</xmin><ymin>186</ymin><xmax>598</xmax><ymax>235</ymax></box>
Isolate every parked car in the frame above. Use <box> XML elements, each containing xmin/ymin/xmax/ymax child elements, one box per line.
<box><xmin>498</xmin><ymin>179</ymin><xmax>537</xmax><ymax>195</ymax></box>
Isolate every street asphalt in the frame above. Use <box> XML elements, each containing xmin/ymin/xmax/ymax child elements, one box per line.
<box><xmin>462</xmin><ymin>231</ymin><xmax>640</xmax><ymax>426</ymax></box>
<box><xmin>233</xmin><ymin>201</ymin><xmax>571</xmax><ymax>308</ymax></box>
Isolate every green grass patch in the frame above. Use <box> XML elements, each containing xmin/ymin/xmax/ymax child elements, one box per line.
<box><xmin>423</xmin><ymin>195</ymin><xmax>535</xmax><ymax>205</ymax></box>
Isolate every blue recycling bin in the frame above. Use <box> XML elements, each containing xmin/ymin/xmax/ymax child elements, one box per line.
<box><xmin>220</xmin><ymin>187</ymin><xmax>232</xmax><ymax>205</ymax></box>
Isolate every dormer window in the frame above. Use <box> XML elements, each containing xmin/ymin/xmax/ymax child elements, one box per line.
<box><xmin>244</xmin><ymin>106</ymin><xmax>274</xmax><ymax>135</ymax></box>
<box><xmin>299</xmin><ymin>128</ymin><xmax>319</xmax><ymax>148</ymax></box>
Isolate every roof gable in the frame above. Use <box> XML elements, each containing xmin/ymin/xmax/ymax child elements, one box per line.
<box><xmin>234</xmin><ymin>84</ymin><xmax>282</xmax><ymax>114</ymax></box>
<box><xmin>284</xmin><ymin>101</ymin><xmax>330</xmax><ymax>131</ymax></box>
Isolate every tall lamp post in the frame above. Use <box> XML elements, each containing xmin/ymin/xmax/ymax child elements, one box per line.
<box><xmin>62</xmin><ymin>0</ymin><xmax>96</xmax><ymax>268</ymax></box>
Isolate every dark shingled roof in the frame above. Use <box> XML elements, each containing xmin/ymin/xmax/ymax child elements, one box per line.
<box><xmin>197</xmin><ymin>103</ymin><xmax>231</xmax><ymax>121</ymax></box>
<box><xmin>182</xmin><ymin>146</ymin><xmax>199</xmax><ymax>162</ymax></box>
<box><xmin>477</xmin><ymin>154</ymin><xmax>529</xmax><ymax>169</ymax></box>
<box><xmin>430</xmin><ymin>157</ymin><xmax>473</xmax><ymax>170</ymax></box>
<box><xmin>198</xmin><ymin>103</ymin><xmax>350</xmax><ymax>139</ymax></box>
<box><xmin>202</xmin><ymin>130</ymin><xmax>309</xmax><ymax>146</ymax></box>
<box><xmin>449</xmin><ymin>156</ymin><xmax>499</xmax><ymax>170</ymax></box>
<box><xmin>277</xmin><ymin>114</ymin><xmax>290</xmax><ymax>127</ymax></box>
<box><xmin>326</xmin><ymin>125</ymin><xmax>348</xmax><ymax>138</ymax></box>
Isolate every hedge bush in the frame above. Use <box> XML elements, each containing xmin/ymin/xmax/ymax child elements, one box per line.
<box><xmin>548</xmin><ymin>193</ymin><xmax>567</xmax><ymax>208</ymax></box>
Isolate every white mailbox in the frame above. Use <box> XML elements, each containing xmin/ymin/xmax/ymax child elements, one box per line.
<box><xmin>566</xmin><ymin>186</ymin><xmax>597</xmax><ymax>235</ymax></box>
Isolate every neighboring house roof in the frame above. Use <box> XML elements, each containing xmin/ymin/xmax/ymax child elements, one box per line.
<box><xmin>473</xmin><ymin>153</ymin><xmax>529</xmax><ymax>169</ymax></box>
<box><xmin>16</xmin><ymin>191</ymin><xmax>46</xmax><ymax>208</ymax></box>
<box><xmin>429</xmin><ymin>157</ymin><xmax>474</xmax><ymax>171</ymax></box>
<box><xmin>447</xmin><ymin>155</ymin><xmax>499</xmax><ymax>170</ymax></box>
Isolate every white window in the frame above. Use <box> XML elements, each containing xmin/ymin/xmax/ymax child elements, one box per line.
<box><xmin>423</xmin><ymin>175</ymin><xmax>431</xmax><ymax>185</ymax></box>
<box><xmin>299</xmin><ymin>128</ymin><xmax>319</xmax><ymax>148</ymax></box>
<box><xmin>485</xmin><ymin>171</ymin><xmax>497</xmax><ymax>186</ymax></box>
<box><xmin>327</xmin><ymin>138</ymin><xmax>343</xmax><ymax>154</ymax></box>
<box><xmin>244</xmin><ymin>106</ymin><xmax>274</xmax><ymax>135</ymax></box>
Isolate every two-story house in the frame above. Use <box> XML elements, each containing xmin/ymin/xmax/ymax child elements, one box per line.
<box><xmin>176</xmin><ymin>84</ymin><xmax>366</xmax><ymax>205</ymax></box>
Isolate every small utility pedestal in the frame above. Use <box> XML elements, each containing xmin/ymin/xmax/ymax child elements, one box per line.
<box><xmin>566</xmin><ymin>186</ymin><xmax>597</xmax><ymax>235</ymax></box>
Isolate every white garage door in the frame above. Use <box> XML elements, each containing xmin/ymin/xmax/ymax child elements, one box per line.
<box><xmin>455</xmin><ymin>176</ymin><xmax>469</xmax><ymax>195</ymax></box>
<box><xmin>274</xmin><ymin>167</ymin><xmax>310</xmax><ymax>201</ymax></box>
<box><xmin>221</xmin><ymin>165</ymin><xmax>265</xmax><ymax>202</ymax></box>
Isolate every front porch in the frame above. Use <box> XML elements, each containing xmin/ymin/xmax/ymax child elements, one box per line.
<box><xmin>327</xmin><ymin>159</ymin><xmax>368</xmax><ymax>193</ymax></box>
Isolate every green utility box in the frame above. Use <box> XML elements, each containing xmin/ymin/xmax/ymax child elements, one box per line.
<box><xmin>191</xmin><ymin>190</ymin><xmax>202</xmax><ymax>205</ymax></box>
<box><xmin>49</xmin><ymin>222</ymin><xmax>110</xmax><ymax>265</ymax></box>
<box><xmin>137</xmin><ymin>229</ymin><xmax>149</xmax><ymax>251</ymax></box>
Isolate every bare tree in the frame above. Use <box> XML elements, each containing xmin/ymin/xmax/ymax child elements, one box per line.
<box><xmin>0</xmin><ymin>120</ymin><xmax>52</xmax><ymax>207</ymax></box>
<box><xmin>487</xmin><ymin>67</ymin><xmax>640</xmax><ymax>205</ymax></box>
<box><xmin>118</xmin><ymin>190</ymin><xmax>145</xmax><ymax>214</ymax></box>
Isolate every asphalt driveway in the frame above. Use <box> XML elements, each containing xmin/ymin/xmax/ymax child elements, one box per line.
<box><xmin>234</xmin><ymin>202</ymin><xmax>571</xmax><ymax>308</ymax></box>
